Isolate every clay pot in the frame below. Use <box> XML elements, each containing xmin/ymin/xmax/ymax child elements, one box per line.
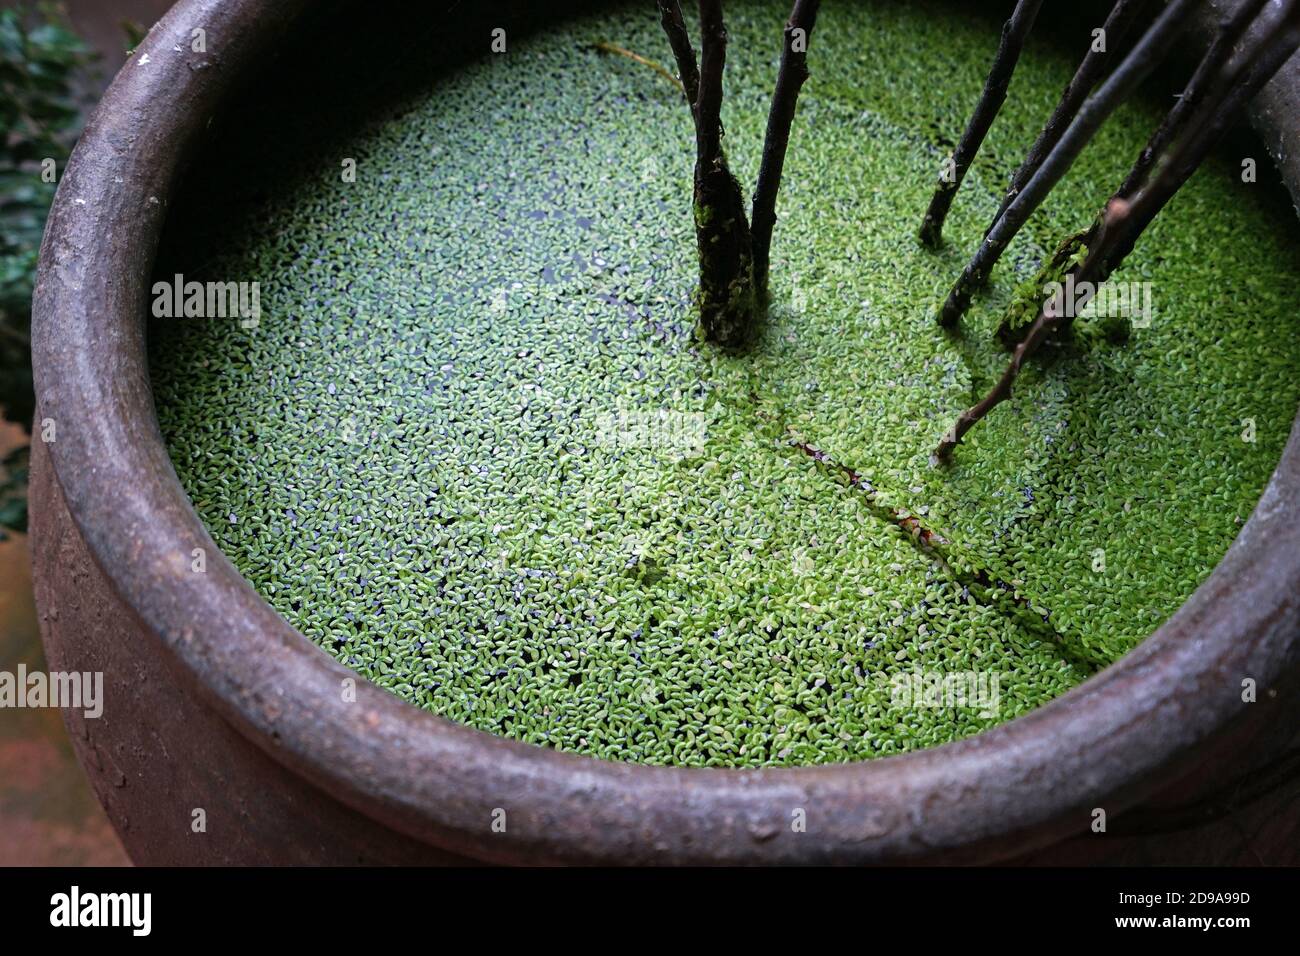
<box><xmin>30</xmin><ymin>0</ymin><xmax>1300</xmax><ymax>863</ymax></box>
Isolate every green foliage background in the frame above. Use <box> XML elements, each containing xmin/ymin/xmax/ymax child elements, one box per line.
<box><xmin>0</xmin><ymin>2</ymin><xmax>92</xmax><ymax>536</ymax></box>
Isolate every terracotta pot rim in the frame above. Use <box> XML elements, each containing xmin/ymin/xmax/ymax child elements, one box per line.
<box><xmin>31</xmin><ymin>0</ymin><xmax>1300</xmax><ymax>863</ymax></box>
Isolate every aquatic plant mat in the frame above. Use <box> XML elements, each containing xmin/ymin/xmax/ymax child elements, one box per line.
<box><xmin>150</xmin><ymin>0</ymin><xmax>1300</xmax><ymax>767</ymax></box>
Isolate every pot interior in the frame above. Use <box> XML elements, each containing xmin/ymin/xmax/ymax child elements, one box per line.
<box><xmin>144</xmin><ymin>0</ymin><xmax>1300</xmax><ymax>769</ymax></box>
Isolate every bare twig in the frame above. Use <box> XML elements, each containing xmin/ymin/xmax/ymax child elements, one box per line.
<box><xmin>792</xmin><ymin>436</ymin><xmax>1096</xmax><ymax>665</ymax></box>
<box><xmin>594</xmin><ymin>40</ymin><xmax>685</xmax><ymax>92</ymax></box>
<box><xmin>751</xmin><ymin>0</ymin><xmax>822</xmax><ymax>296</ymax></box>
<box><xmin>1049</xmin><ymin>0</ymin><xmax>1289</xmax><ymax>337</ymax></box>
<box><xmin>1117</xmin><ymin>0</ymin><xmax>1271</xmax><ymax>198</ymax></box>
<box><xmin>1101</xmin><ymin>0</ymin><xmax>1300</xmax><ymax>272</ymax></box>
<box><xmin>695</xmin><ymin>0</ymin><xmax>728</xmax><ymax>161</ymax></box>
<box><xmin>792</xmin><ymin>439</ymin><xmax>950</xmax><ymax>550</ymax></box>
<box><xmin>691</xmin><ymin>0</ymin><xmax>758</xmax><ymax>348</ymax></box>
<box><xmin>1000</xmin><ymin>0</ymin><xmax>1271</xmax><ymax>343</ymax></box>
<box><xmin>932</xmin><ymin>200</ymin><xmax>1127</xmax><ymax>465</ymax></box>
<box><xmin>937</xmin><ymin>0</ymin><xmax>1197</xmax><ymax>327</ymax></box>
<box><xmin>918</xmin><ymin>0</ymin><xmax>1044</xmax><ymax>248</ymax></box>
<box><xmin>988</xmin><ymin>0</ymin><xmax>1151</xmax><ymax>230</ymax></box>
<box><xmin>934</xmin><ymin>2</ymin><xmax>1300</xmax><ymax>463</ymax></box>
<box><xmin>655</xmin><ymin>0</ymin><xmax>701</xmax><ymax>117</ymax></box>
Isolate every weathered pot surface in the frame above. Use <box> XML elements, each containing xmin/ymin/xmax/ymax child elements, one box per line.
<box><xmin>29</xmin><ymin>0</ymin><xmax>1300</xmax><ymax>864</ymax></box>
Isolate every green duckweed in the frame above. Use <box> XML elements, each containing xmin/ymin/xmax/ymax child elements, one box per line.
<box><xmin>148</xmin><ymin>0</ymin><xmax>1300</xmax><ymax>767</ymax></box>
